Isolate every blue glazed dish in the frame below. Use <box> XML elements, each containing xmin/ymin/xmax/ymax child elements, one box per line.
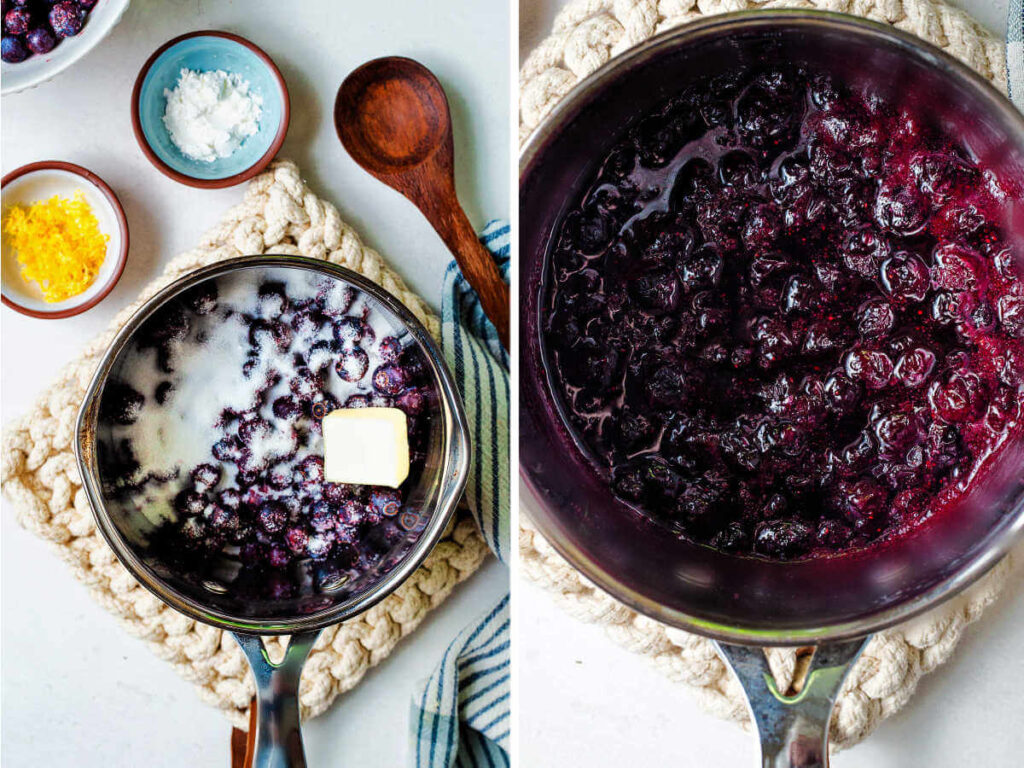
<box><xmin>132</xmin><ymin>31</ymin><xmax>290</xmax><ymax>188</ymax></box>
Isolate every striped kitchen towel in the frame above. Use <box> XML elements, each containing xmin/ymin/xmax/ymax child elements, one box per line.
<box><xmin>1010</xmin><ymin>0</ymin><xmax>1024</xmax><ymax>109</ymax></box>
<box><xmin>410</xmin><ymin>220</ymin><xmax>510</xmax><ymax>767</ymax></box>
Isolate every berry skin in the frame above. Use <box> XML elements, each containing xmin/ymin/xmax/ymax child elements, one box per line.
<box><xmin>369</xmin><ymin>489</ymin><xmax>401</xmax><ymax>518</ymax></box>
<box><xmin>49</xmin><ymin>2</ymin><xmax>84</xmax><ymax>37</ymax></box>
<box><xmin>844</xmin><ymin>348</ymin><xmax>894</xmax><ymax>390</ymax></box>
<box><xmin>335</xmin><ymin>347</ymin><xmax>369</xmax><ymax>382</ymax></box>
<box><xmin>101</xmin><ymin>382</ymin><xmax>145</xmax><ymax>425</ymax></box>
<box><xmin>997</xmin><ymin>295</ymin><xmax>1024</xmax><ymax>338</ymax></box>
<box><xmin>333</xmin><ymin>316</ymin><xmax>367</xmax><ymax>347</ymax></box>
<box><xmin>754</xmin><ymin>520</ymin><xmax>812</xmax><ymax>559</ymax></box>
<box><xmin>1</xmin><ymin>34</ymin><xmax>29</xmax><ymax>62</ymax></box>
<box><xmin>373</xmin><ymin>364</ymin><xmax>408</xmax><ymax>396</ymax></box>
<box><xmin>190</xmin><ymin>464</ymin><xmax>221</xmax><ymax>493</ymax></box>
<box><xmin>4</xmin><ymin>8</ymin><xmax>30</xmax><ymax>35</ymax></box>
<box><xmin>880</xmin><ymin>252</ymin><xmax>929</xmax><ymax>303</ymax></box>
<box><xmin>257</xmin><ymin>501</ymin><xmax>287</xmax><ymax>534</ymax></box>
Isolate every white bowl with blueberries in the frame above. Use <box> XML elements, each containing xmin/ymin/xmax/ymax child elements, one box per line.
<box><xmin>1</xmin><ymin>0</ymin><xmax>130</xmax><ymax>95</ymax></box>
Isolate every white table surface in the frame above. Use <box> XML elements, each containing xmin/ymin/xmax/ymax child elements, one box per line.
<box><xmin>1</xmin><ymin>1</ymin><xmax>509</xmax><ymax>766</ymax></box>
<box><xmin>518</xmin><ymin>1</ymin><xmax>1024</xmax><ymax>766</ymax></box>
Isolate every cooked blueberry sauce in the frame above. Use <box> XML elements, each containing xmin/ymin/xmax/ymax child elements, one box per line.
<box><xmin>97</xmin><ymin>269</ymin><xmax>436</xmax><ymax>598</ymax></box>
<box><xmin>544</xmin><ymin>64</ymin><xmax>1024</xmax><ymax>560</ymax></box>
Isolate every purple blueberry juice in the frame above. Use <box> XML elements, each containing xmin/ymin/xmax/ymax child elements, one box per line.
<box><xmin>544</xmin><ymin>63</ymin><xmax>1024</xmax><ymax>560</ymax></box>
<box><xmin>96</xmin><ymin>268</ymin><xmax>436</xmax><ymax>598</ymax></box>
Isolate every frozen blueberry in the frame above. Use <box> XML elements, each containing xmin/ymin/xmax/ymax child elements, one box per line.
<box><xmin>49</xmin><ymin>2</ymin><xmax>84</xmax><ymax>37</ymax></box>
<box><xmin>4</xmin><ymin>7</ymin><xmax>31</xmax><ymax>35</ymax></box>
<box><xmin>101</xmin><ymin>382</ymin><xmax>145</xmax><ymax>425</ymax></box>
<box><xmin>335</xmin><ymin>347</ymin><xmax>369</xmax><ymax>383</ymax></box>
<box><xmin>257</xmin><ymin>501</ymin><xmax>287</xmax><ymax>534</ymax></box>
<box><xmin>0</xmin><ymin>37</ymin><xmax>26</xmax><ymax>63</ymax></box>
<box><xmin>190</xmin><ymin>463</ymin><xmax>221</xmax><ymax>493</ymax></box>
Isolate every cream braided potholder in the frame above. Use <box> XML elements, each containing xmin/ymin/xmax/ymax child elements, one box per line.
<box><xmin>520</xmin><ymin>0</ymin><xmax>1021</xmax><ymax>750</ymax></box>
<box><xmin>0</xmin><ymin>160</ymin><xmax>489</xmax><ymax>729</ymax></box>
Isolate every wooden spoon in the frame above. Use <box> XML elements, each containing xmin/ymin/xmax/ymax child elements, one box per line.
<box><xmin>335</xmin><ymin>57</ymin><xmax>510</xmax><ymax>349</ymax></box>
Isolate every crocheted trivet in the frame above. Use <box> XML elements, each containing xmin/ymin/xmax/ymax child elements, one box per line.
<box><xmin>520</xmin><ymin>0</ymin><xmax>1019</xmax><ymax>750</ymax></box>
<box><xmin>0</xmin><ymin>160</ymin><xmax>490</xmax><ymax>729</ymax></box>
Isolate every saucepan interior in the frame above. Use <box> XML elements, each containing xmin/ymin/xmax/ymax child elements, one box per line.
<box><xmin>520</xmin><ymin>11</ymin><xmax>1024</xmax><ymax>645</ymax></box>
<box><xmin>77</xmin><ymin>255</ymin><xmax>470</xmax><ymax>634</ymax></box>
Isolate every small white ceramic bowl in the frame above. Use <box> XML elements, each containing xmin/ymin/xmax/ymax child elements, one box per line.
<box><xmin>2</xmin><ymin>161</ymin><xmax>129</xmax><ymax>319</ymax></box>
<box><xmin>1</xmin><ymin>0</ymin><xmax>130</xmax><ymax>96</ymax></box>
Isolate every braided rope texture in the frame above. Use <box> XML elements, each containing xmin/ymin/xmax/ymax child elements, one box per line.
<box><xmin>0</xmin><ymin>160</ymin><xmax>490</xmax><ymax>729</ymax></box>
<box><xmin>520</xmin><ymin>0</ymin><xmax>1017</xmax><ymax>751</ymax></box>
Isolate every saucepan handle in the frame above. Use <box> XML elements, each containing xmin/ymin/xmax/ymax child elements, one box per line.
<box><xmin>232</xmin><ymin>629</ymin><xmax>322</xmax><ymax>768</ymax></box>
<box><xmin>716</xmin><ymin>636</ymin><xmax>871</xmax><ymax>768</ymax></box>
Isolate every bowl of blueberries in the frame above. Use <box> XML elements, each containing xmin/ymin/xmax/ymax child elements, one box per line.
<box><xmin>2</xmin><ymin>0</ymin><xmax>129</xmax><ymax>95</ymax></box>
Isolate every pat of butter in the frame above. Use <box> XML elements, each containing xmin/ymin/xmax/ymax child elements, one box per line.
<box><xmin>322</xmin><ymin>407</ymin><xmax>410</xmax><ymax>488</ymax></box>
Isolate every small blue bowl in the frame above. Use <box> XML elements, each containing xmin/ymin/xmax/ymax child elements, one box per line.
<box><xmin>132</xmin><ymin>31</ymin><xmax>290</xmax><ymax>188</ymax></box>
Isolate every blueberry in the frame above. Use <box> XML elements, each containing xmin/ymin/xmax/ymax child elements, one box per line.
<box><xmin>378</xmin><ymin>336</ymin><xmax>402</xmax><ymax>363</ymax></box>
<box><xmin>49</xmin><ymin>2</ymin><xmax>84</xmax><ymax>37</ymax></box>
<box><xmin>930</xmin><ymin>244</ymin><xmax>980</xmax><ymax>291</ymax></box>
<box><xmin>309</xmin><ymin>391</ymin><xmax>340</xmax><ymax>422</ymax></box>
<box><xmin>294</xmin><ymin>455</ymin><xmax>324</xmax><ymax>484</ymax></box>
<box><xmin>4</xmin><ymin>7</ymin><xmax>30</xmax><ymax>34</ymax></box>
<box><xmin>249</xmin><ymin>319</ymin><xmax>293</xmax><ymax>352</ymax></box>
<box><xmin>256</xmin><ymin>282</ymin><xmax>288</xmax><ymax>319</ymax></box>
<box><xmin>928</xmin><ymin>369</ymin><xmax>986</xmax><ymax>423</ymax></box>
<box><xmin>333</xmin><ymin>316</ymin><xmax>367</xmax><ymax>346</ymax></box>
<box><xmin>0</xmin><ymin>36</ymin><xmax>25</xmax><ymax>62</ymax></box>
<box><xmin>844</xmin><ymin>348</ymin><xmax>893</xmax><ymax>390</ymax></box>
<box><xmin>754</xmin><ymin>520</ymin><xmax>812</xmax><ymax>559</ymax></box>
<box><xmin>309</xmin><ymin>501</ymin><xmax>336</xmax><ymax>532</ymax></box>
<box><xmin>183</xmin><ymin>282</ymin><xmax>218</xmax><ymax>315</ymax></box>
<box><xmin>190</xmin><ymin>463</ymin><xmax>221</xmax><ymax>493</ymax></box>
<box><xmin>373</xmin><ymin>363</ymin><xmax>408</xmax><ymax>396</ymax></box>
<box><xmin>101</xmin><ymin>382</ymin><xmax>145</xmax><ymax>425</ymax></box>
<box><xmin>893</xmin><ymin>348</ymin><xmax>936</xmax><ymax>388</ymax></box>
<box><xmin>306</xmin><ymin>531</ymin><xmax>335</xmax><ymax>560</ymax></box>
<box><xmin>175</xmin><ymin>490</ymin><xmax>207</xmax><ymax>517</ymax></box>
<box><xmin>997</xmin><ymin>295</ymin><xmax>1024</xmax><ymax>338</ymax></box>
<box><xmin>203</xmin><ymin>503</ymin><xmax>238</xmax><ymax>533</ymax></box>
<box><xmin>335</xmin><ymin>347</ymin><xmax>369</xmax><ymax>382</ymax></box>
<box><xmin>318</xmin><ymin>280</ymin><xmax>356</xmax><ymax>317</ymax></box>
<box><xmin>856</xmin><ymin>298</ymin><xmax>895</xmax><ymax>338</ymax></box>
<box><xmin>337</xmin><ymin>499</ymin><xmax>365</xmax><ymax>528</ymax></box>
<box><xmin>289</xmin><ymin>366</ymin><xmax>321</xmax><ymax>401</ymax></box>
<box><xmin>216</xmin><ymin>488</ymin><xmax>242</xmax><ymax>511</ymax></box>
<box><xmin>369</xmin><ymin>489</ymin><xmax>401</xmax><ymax>518</ymax></box>
<box><xmin>284</xmin><ymin>526</ymin><xmax>308</xmax><ymax>554</ymax></box>
<box><xmin>212</xmin><ymin>436</ymin><xmax>243</xmax><ymax>463</ymax></box>
<box><xmin>267</xmin><ymin>546</ymin><xmax>290</xmax><ymax>569</ymax></box>
<box><xmin>304</xmin><ymin>339</ymin><xmax>337</xmax><ymax>373</ymax></box>
<box><xmin>880</xmin><ymin>252</ymin><xmax>929</xmax><ymax>303</ymax></box>
<box><xmin>257</xmin><ymin>501</ymin><xmax>287</xmax><ymax>534</ymax></box>
<box><xmin>272</xmin><ymin>395</ymin><xmax>304</xmax><ymax>422</ymax></box>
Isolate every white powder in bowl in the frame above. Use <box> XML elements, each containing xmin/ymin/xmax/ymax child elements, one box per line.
<box><xmin>162</xmin><ymin>68</ymin><xmax>263</xmax><ymax>163</ymax></box>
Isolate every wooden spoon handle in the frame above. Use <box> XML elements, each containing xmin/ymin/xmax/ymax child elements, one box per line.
<box><xmin>427</xmin><ymin>202</ymin><xmax>510</xmax><ymax>349</ymax></box>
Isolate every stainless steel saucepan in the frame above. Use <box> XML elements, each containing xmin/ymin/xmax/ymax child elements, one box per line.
<box><xmin>76</xmin><ymin>255</ymin><xmax>470</xmax><ymax>768</ymax></box>
<box><xmin>520</xmin><ymin>11</ymin><xmax>1024</xmax><ymax>766</ymax></box>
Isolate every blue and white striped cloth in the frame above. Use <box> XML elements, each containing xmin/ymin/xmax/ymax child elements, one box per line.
<box><xmin>410</xmin><ymin>220</ymin><xmax>510</xmax><ymax>768</ymax></box>
<box><xmin>1010</xmin><ymin>0</ymin><xmax>1024</xmax><ymax>109</ymax></box>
